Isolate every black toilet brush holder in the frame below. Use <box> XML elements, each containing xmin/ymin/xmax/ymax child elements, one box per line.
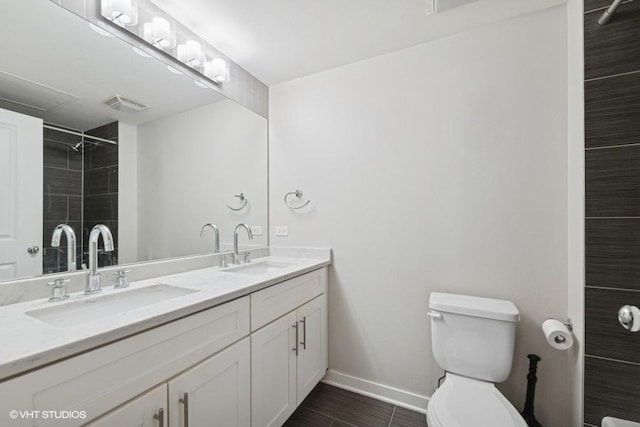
<box><xmin>520</xmin><ymin>354</ymin><xmax>542</xmax><ymax>427</ymax></box>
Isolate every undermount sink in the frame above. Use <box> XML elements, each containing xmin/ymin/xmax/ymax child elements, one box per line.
<box><xmin>26</xmin><ymin>284</ymin><xmax>198</xmax><ymax>327</ymax></box>
<box><xmin>224</xmin><ymin>261</ymin><xmax>294</xmax><ymax>275</ymax></box>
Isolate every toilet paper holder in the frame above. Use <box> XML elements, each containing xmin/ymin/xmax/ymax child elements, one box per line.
<box><xmin>546</xmin><ymin>318</ymin><xmax>573</xmax><ymax>344</ymax></box>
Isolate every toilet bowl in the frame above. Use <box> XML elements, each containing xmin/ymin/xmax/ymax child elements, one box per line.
<box><xmin>427</xmin><ymin>373</ymin><xmax>526</xmax><ymax>427</ymax></box>
<box><xmin>427</xmin><ymin>292</ymin><xmax>527</xmax><ymax>427</ymax></box>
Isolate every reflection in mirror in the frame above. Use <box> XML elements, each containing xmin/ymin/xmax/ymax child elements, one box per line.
<box><xmin>0</xmin><ymin>0</ymin><xmax>268</xmax><ymax>283</ymax></box>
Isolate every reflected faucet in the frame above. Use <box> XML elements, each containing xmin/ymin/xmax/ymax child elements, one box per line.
<box><xmin>233</xmin><ymin>224</ymin><xmax>253</xmax><ymax>264</ymax></box>
<box><xmin>85</xmin><ymin>224</ymin><xmax>114</xmax><ymax>294</ymax></box>
<box><xmin>51</xmin><ymin>224</ymin><xmax>77</xmax><ymax>272</ymax></box>
<box><xmin>200</xmin><ymin>223</ymin><xmax>220</xmax><ymax>253</ymax></box>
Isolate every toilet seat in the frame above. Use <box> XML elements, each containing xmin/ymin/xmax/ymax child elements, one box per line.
<box><xmin>426</xmin><ymin>373</ymin><xmax>527</xmax><ymax>427</ymax></box>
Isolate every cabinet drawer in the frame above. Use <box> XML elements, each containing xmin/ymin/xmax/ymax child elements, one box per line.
<box><xmin>0</xmin><ymin>296</ymin><xmax>250</xmax><ymax>427</ymax></box>
<box><xmin>251</xmin><ymin>268</ymin><xmax>326</xmax><ymax>331</ymax></box>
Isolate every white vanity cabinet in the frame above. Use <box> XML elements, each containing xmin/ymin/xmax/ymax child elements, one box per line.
<box><xmin>84</xmin><ymin>384</ymin><xmax>167</xmax><ymax>427</ymax></box>
<box><xmin>168</xmin><ymin>337</ymin><xmax>251</xmax><ymax>427</ymax></box>
<box><xmin>251</xmin><ymin>270</ymin><xmax>328</xmax><ymax>427</ymax></box>
<box><xmin>0</xmin><ymin>266</ymin><xmax>328</xmax><ymax>427</ymax></box>
<box><xmin>0</xmin><ymin>296</ymin><xmax>250</xmax><ymax>427</ymax></box>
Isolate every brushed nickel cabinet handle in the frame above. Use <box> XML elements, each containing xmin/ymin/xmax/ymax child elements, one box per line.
<box><xmin>179</xmin><ymin>392</ymin><xmax>189</xmax><ymax>427</ymax></box>
<box><xmin>153</xmin><ymin>408</ymin><xmax>164</xmax><ymax>427</ymax></box>
<box><xmin>292</xmin><ymin>323</ymin><xmax>299</xmax><ymax>355</ymax></box>
<box><xmin>300</xmin><ymin>316</ymin><xmax>307</xmax><ymax>350</ymax></box>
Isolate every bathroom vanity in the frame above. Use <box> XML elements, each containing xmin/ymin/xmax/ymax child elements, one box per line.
<box><xmin>0</xmin><ymin>253</ymin><xmax>330</xmax><ymax>426</ymax></box>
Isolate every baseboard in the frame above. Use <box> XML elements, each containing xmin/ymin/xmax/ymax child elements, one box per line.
<box><xmin>321</xmin><ymin>369</ymin><xmax>429</xmax><ymax>414</ymax></box>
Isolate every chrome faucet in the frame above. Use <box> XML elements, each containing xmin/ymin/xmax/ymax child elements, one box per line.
<box><xmin>233</xmin><ymin>224</ymin><xmax>253</xmax><ymax>264</ymax></box>
<box><xmin>200</xmin><ymin>223</ymin><xmax>220</xmax><ymax>253</ymax></box>
<box><xmin>85</xmin><ymin>224</ymin><xmax>114</xmax><ymax>294</ymax></box>
<box><xmin>51</xmin><ymin>224</ymin><xmax>77</xmax><ymax>272</ymax></box>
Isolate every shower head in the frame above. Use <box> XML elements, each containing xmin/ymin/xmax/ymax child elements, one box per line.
<box><xmin>598</xmin><ymin>0</ymin><xmax>623</xmax><ymax>25</ymax></box>
<box><xmin>70</xmin><ymin>140</ymin><xmax>84</xmax><ymax>152</ymax></box>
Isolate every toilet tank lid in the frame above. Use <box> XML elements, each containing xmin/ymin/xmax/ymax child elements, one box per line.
<box><xmin>429</xmin><ymin>293</ymin><xmax>520</xmax><ymax>322</ymax></box>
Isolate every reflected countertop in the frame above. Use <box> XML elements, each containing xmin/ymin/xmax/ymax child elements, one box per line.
<box><xmin>0</xmin><ymin>249</ymin><xmax>331</xmax><ymax>381</ymax></box>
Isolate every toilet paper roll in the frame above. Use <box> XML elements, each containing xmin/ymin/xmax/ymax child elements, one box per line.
<box><xmin>542</xmin><ymin>319</ymin><xmax>573</xmax><ymax>350</ymax></box>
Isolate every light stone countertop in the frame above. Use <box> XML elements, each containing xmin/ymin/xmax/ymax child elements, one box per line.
<box><xmin>0</xmin><ymin>251</ymin><xmax>331</xmax><ymax>381</ymax></box>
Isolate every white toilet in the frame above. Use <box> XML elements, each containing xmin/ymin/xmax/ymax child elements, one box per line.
<box><xmin>426</xmin><ymin>292</ymin><xmax>528</xmax><ymax>427</ymax></box>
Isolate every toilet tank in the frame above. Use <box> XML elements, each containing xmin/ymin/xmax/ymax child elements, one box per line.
<box><xmin>429</xmin><ymin>292</ymin><xmax>520</xmax><ymax>383</ymax></box>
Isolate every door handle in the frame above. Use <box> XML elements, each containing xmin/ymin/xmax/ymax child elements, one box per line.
<box><xmin>427</xmin><ymin>311</ymin><xmax>443</xmax><ymax>320</ymax></box>
<box><xmin>27</xmin><ymin>246</ymin><xmax>40</xmax><ymax>255</ymax></box>
<box><xmin>179</xmin><ymin>392</ymin><xmax>189</xmax><ymax>427</ymax></box>
<box><xmin>153</xmin><ymin>408</ymin><xmax>164</xmax><ymax>427</ymax></box>
<box><xmin>300</xmin><ymin>316</ymin><xmax>307</xmax><ymax>350</ymax></box>
<box><xmin>292</xmin><ymin>322</ymin><xmax>299</xmax><ymax>355</ymax></box>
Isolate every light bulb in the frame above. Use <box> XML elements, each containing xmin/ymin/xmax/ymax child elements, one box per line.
<box><xmin>103</xmin><ymin>0</ymin><xmax>138</xmax><ymax>26</ymax></box>
<box><xmin>205</xmin><ymin>57</ymin><xmax>229</xmax><ymax>83</ymax></box>
<box><xmin>152</xmin><ymin>17</ymin><xmax>171</xmax><ymax>48</ymax></box>
<box><xmin>185</xmin><ymin>40</ymin><xmax>202</xmax><ymax>66</ymax></box>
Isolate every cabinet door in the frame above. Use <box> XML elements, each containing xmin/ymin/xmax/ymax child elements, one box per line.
<box><xmin>84</xmin><ymin>384</ymin><xmax>167</xmax><ymax>427</ymax></box>
<box><xmin>251</xmin><ymin>311</ymin><xmax>298</xmax><ymax>427</ymax></box>
<box><xmin>168</xmin><ymin>337</ymin><xmax>250</xmax><ymax>427</ymax></box>
<box><xmin>297</xmin><ymin>294</ymin><xmax>328</xmax><ymax>404</ymax></box>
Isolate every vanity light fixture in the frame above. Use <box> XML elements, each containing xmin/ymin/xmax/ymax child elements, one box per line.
<box><xmin>132</xmin><ymin>46</ymin><xmax>151</xmax><ymax>57</ymax></box>
<box><xmin>166</xmin><ymin>65</ymin><xmax>183</xmax><ymax>75</ymax></box>
<box><xmin>89</xmin><ymin>22</ymin><xmax>115</xmax><ymax>38</ymax></box>
<box><xmin>100</xmin><ymin>0</ymin><xmax>230</xmax><ymax>85</ymax></box>
<box><xmin>204</xmin><ymin>57</ymin><xmax>230</xmax><ymax>83</ymax></box>
<box><xmin>101</xmin><ymin>0</ymin><xmax>138</xmax><ymax>26</ymax></box>
<box><xmin>177</xmin><ymin>40</ymin><xmax>203</xmax><ymax>67</ymax></box>
<box><xmin>142</xmin><ymin>17</ymin><xmax>175</xmax><ymax>49</ymax></box>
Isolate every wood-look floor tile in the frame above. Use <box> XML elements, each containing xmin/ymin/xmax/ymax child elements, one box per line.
<box><xmin>390</xmin><ymin>407</ymin><xmax>428</xmax><ymax>427</ymax></box>
<box><xmin>284</xmin><ymin>407</ymin><xmax>334</xmax><ymax>427</ymax></box>
<box><xmin>300</xmin><ymin>383</ymin><xmax>394</xmax><ymax>427</ymax></box>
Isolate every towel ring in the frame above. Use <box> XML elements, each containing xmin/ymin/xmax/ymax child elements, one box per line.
<box><xmin>284</xmin><ymin>190</ymin><xmax>311</xmax><ymax>209</ymax></box>
<box><xmin>226</xmin><ymin>193</ymin><xmax>248</xmax><ymax>211</ymax></box>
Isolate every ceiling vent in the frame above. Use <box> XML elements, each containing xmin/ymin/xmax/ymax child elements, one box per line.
<box><xmin>103</xmin><ymin>95</ymin><xmax>149</xmax><ymax>113</ymax></box>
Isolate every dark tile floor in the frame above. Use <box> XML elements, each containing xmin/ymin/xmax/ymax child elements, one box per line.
<box><xmin>284</xmin><ymin>382</ymin><xmax>428</xmax><ymax>427</ymax></box>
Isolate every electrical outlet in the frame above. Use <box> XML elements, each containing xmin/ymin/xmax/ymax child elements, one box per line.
<box><xmin>275</xmin><ymin>226</ymin><xmax>288</xmax><ymax>237</ymax></box>
<box><xmin>250</xmin><ymin>226</ymin><xmax>263</xmax><ymax>236</ymax></box>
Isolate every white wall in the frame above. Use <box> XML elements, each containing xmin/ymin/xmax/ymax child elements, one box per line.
<box><xmin>137</xmin><ymin>99</ymin><xmax>268</xmax><ymax>261</ymax></box>
<box><xmin>269</xmin><ymin>6</ymin><xmax>570</xmax><ymax>425</ymax></box>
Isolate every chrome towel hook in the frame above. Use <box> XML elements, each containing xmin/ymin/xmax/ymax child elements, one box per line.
<box><xmin>284</xmin><ymin>189</ymin><xmax>311</xmax><ymax>209</ymax></box>
<box><xmin>226</xmin><ymin>193</ymin><xmax>248</xmax><ymax>211</ymax></box>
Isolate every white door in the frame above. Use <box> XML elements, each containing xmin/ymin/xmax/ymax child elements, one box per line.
<box><xmin>0</xmin><ymin>107</ymin><xmax>42</xmax><ymax>280</ymax></box>
<box><xmin>84</xmin><ymin>384</ymin><xmax>167</xmax><ymax>427</ymax></box>
<box><xmin>169</xmin><ymin>337</ymin><xmax>251</xmax><ymax>427</ymax></box>
<box><xmin>251</xmin><ymin>311</ymin><xmax>298</xmax><ymax>427</ymax></box>
<box><xmin>297</xmin><ymin>295</ymin><xmax>328</xmax><ymax>405</ymax></box>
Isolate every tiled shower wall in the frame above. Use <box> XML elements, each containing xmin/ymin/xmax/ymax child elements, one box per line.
<box><xmin>42</xmin><ymin>122</ymin><xmax>119</xmax><ymax>274</ymax></box>
<box><xmin>584</xmin><ymin>1</ymin><xmax>640</xmax><ymax>425</ymax></box>
<box><xmin>42</xmin><ymin>128</ymin><xmax>83</xmax><ymax>274</ymax></box>
<box><xmin>83</xmin><ymin>122</ymin><xmax>119</xmax><ymax>268</ymax></box>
